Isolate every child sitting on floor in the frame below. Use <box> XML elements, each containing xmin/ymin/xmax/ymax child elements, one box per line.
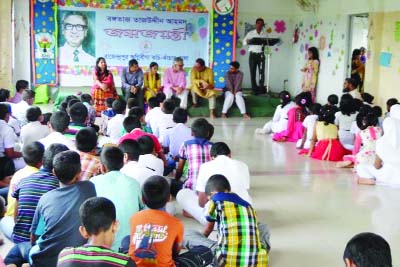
<box><xmin>101</xmin><ymin>97</ymin><xmax>116</xmax><ymax>134</ymax></box>
<box><xmin>255</xmin><ymin>90</ymin><xmax>295</xmax><ymax>135</ymax></box>
<box><xmin>308</xmin><ymin>106</ymin><xmax>351</xmax><ymax>161</ymax></box>
<box><xmin>325</xmin><ymin>94</ymin><xmax>339</xmax><ymax>113</ymax></box>
<box><xmin>297</xmin><ymin>103</ymin><xmax>321</xmax><ymax>150</ymax></box>
<box><xmin>186</xmin><ymin>174</ymin><xmax>268</xmax><ymax>266</ymax></box>
<box><xmin>129</xmin><ymin>175</ymin><xmax>213</xmax><ymax>267</ymax></box>
<box><xmin>273</xmin><ymin>92</ymin><xmax>311</xmax><ymax>142</ymax></box>
<box><xmin>57</xmin><ymin>197</ymin><xmax>136</xmax><ymax>267</ymax></box>
<box><xmin>335</xmin><ymin>94</ymin><xmax>358</xmax><ymax>150</ymax></box>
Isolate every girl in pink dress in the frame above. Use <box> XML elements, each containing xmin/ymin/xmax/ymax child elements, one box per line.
<box><xmin>338</xmin><ymin>110</ymin><xmax>382</xmax><ymax>168</ymax></box>
<box><xmin>273</xmin><ymin>92</ymin><xmax>311</xmax><ymax>142</ymax></box>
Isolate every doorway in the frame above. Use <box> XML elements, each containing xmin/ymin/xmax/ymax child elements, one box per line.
<box><xmin>348</xmin><ymin>14</ymin><xmax>369</xmax><ymax>92</ymax></box>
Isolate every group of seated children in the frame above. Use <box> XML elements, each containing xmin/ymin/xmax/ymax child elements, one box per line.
<box><xmin>255</xmin><ymin>77</ymin><xmax>400</xmax><ymax>187</ymax></box>
<box><xmin>0</xmin><ymin>81</ymin><xmax>271</xmax><ymax>266</ymax></box>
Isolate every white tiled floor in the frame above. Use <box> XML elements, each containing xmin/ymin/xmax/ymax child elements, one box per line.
<box><xmin>179</xmin><ymin>118</ymin><xmax>400</xmax><ymax>267</ymax></box>
<box><xmin>2</xmin><ymin>117</ymin><xmax>399</xmax><ymax>266</ymax></box>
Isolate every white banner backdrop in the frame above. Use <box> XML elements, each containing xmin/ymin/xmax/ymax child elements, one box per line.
<box><xmin>58</xmin><ymin>7</ymin><xmax>209</xmax><ymax>87</ymax></box>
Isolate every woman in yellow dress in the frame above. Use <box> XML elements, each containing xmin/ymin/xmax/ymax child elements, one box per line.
<box><xmin>301</xmin><ymin>47</ymin><xmax>320</xmax><ymax>103</ymax></box>
<box><xmin>143</xmin><ymin>62</ymin><xmax>162</xmax><ymax>101</ymax></box>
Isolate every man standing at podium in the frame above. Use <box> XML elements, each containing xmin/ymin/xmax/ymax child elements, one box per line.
<box><xmin>243</xmin><ymin>18</ymin><xmax>268</xmax><ymax>95</ymax></box>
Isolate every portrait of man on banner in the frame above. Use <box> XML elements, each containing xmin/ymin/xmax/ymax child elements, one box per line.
<box><xmin>214</xmin><ymin>0</ymin><xmax>234</xmax><ymax>15</ymax></box>
<box><xmin>58</xmin><ymin>10</ymin><xmax>96</xmax><ymax>65</ymax></box>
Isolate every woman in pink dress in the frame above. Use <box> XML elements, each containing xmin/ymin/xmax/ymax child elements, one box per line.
<box><xmin>273</xmin><ymin>92</ymin><xmax>311</xmax><ymax>142</ymax></box>
<box><xmin>91</xmin><ymin>57</ymin><xmax>118</xmax><ymax>116</ymax></box>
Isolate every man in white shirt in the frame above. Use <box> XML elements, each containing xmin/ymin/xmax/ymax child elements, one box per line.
<box><xmin>13</xmin><ymin>90</ymin><xmax>35</xmax><ymax>126</ymax></box>
<box><xmin>176</xmin><ymin>142</ymin><xmax>251</xmax><ymax>225</ymax></box>
<box><xmin>20</xmin><ymin>106</ymin><xmax>50</xmax><ymax>146</ymax></box>
<box><xmin>106</xmin><ymin>99</ymin><xmax>127</xmax><ymax>143</ymax></box>
<box><xmin>243</xmin><ymin>18</ymin><xmax>268</xmax><ymax>95</ymax></box>
<box><xmin>39</xmin><ymin>111</ymin><xmax>75</xmax><ymax>150</ymax></box>
<box><xmin>119</xmin><ymin>139</ymin><xmax>156</xmax><ymax>186</ymax></box>
<box><xmin>59</xmin><ymin>11</ymin><xmax>95</xmax><ymax>65</ymax></box>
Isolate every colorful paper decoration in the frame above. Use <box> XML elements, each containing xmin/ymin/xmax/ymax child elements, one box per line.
<box><xmin>31</xmin><ymin>0</ymin><xmax>58</xmax><ymax>85</ymax></box>
<box><xmin>210</xmin><ymin>0</ymin><xmax>238</xmax><ymax>88</ymax></box>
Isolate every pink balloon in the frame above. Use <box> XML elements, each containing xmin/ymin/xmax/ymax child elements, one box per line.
<box><xmin>199</xmin><ymin>27</ymin><xmax>208</xmax><ymax>39</ymax></box>
<box><xmin>240</xmin><ymin>49</ymin><xmax>246</xmax><ymax>56</ymax></box>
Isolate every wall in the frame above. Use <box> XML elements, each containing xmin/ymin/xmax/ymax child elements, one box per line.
<box><xmin>13</xmin><ymin>0</ymin><xmax>30</xmax><ymax>87</ymax></box>
<box><xmin>0</xmin><ymin>0</ymin><xmax>12</xmax><ymax>89</ymax></box>
<box><xmin>365</xmin><ymin>11</ymin><xmax>400</xmax><ymax>108</ymax></box>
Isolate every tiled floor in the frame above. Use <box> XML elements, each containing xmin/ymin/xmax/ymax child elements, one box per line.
<box><xmin>2</xmin><ymin>117</ymin><xmax>399</xmax><ymax>266</ymax></box>
<box><xmin>180</xmin><ymin>118</ymin><xmax>400</xmax><ymax>267</ymax></box>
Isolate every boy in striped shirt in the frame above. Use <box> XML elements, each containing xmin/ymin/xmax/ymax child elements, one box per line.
<box><xmin>57</xmin><ymin>197</ymin><xmax>136</xmax><ymax>267</ymax></box>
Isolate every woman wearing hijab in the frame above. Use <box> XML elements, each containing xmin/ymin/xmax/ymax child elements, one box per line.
<box><xmin>358</xmin><ymin>104</ymin><xmax>400</xmax><ymax>186</ymax></box>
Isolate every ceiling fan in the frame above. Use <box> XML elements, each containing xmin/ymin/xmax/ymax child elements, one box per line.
<box><xmin>296</xmin><ymin>0</ymin><xmax>319</xmax><ymax>13</ymax></box>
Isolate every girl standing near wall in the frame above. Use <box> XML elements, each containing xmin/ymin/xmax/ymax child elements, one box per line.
<box><xmin>301</xmin><ymin>47</ymin><xmax>320</xmax><ymax>103</ymax></box>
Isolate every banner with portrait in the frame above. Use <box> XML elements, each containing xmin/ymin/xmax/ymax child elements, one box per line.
<box><xmin>58</xmin><ymin>7</ymin><xmax>209</xmax><ymax>87</ymax></box>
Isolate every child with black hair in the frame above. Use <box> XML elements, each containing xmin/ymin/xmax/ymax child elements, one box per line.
<box><xmin>385</xmin><ymin>98</ymin><xmax>399</xmax><ymax>118</ymax></box>
<box><xmin>308</xmin><ymin>106</ymin><xmax>350</xmax><ymax>161</ymax></box>
<box><xmin>350</xmin><ymin>112</ymin><xmax>382</xmax><ymax>173</ymax></box>
<box><xmin>101</xmin><ymin>97</ymin><xmax>116</xmax><ymax>134</ymax></box>
<box><xmin>11</xmin><ymin>144</ymin><xmax>68</xmax><ymax>244</ymax></box>
<box><xmin>297</xmin><ymin>103</ymin><xmax>322</xmax><ymax>150</ymax></box>
<box><xmin>152</xmin><ymin>99</ymin><xmax>176</xmax><ymax>141</ymax></box>
<box><xmin>372</xmin><ymin>105</ymin><xmax>383</xmax><ymax>128</ymax></box>
<box><xmin>144</xmin><ymin>96</ymin><xmax>163</xmax><ymax>132</ymax></box>
<box><xmin>80</xmin><ymin>93</ymin><xmax>96</xmax><ymax>125</ymax></box>
<box><xmin>255</xmin><ymin>90</ymin><xmax>295</xmax><ymax>134</ymax></box>
<box><xmin>137</xmin><ymin>135</ymin><xmax>164</xmax><ymax>176</ymax></box>
<box><xmin>107</xmin><ymin>99</ymin><xmax>127</xmax><ymax>143</ymax></box>
<box><xmin>39</xmin><ymin>111</ymin><xmax>75</xmax><ymax>150</ymax></box>
<box><xmin>64</xmin><ymin>102</ymin><xmax>90</xmax><ymax>141</ymax></box>
<box><xmin>186</xmin><ymin>174</ymin><xmax>268</xmax><ymax>266</ymax></box>
<box><xmin>0</xmin><ymin>157</ymin><xmax>15</xmax><ymax>201</ymax></box>
<box><xmin>119</xmin><ymin>140</ymin><xmax>156</xmax><ymax>186</ymax></box>
<box><xmin>91</xmin><ymin>146</ymin><xmax>143</xmax><ymax>251</ymax></box>
<box><xmin>326</xmin><ymin>94</ymin><xmax>339</xmax><ymax>113</ymax></box>
<box><xmin>10</xmin><ymin>80</ymin><xmax>29</xmax><ymax>104</ymax></box>
<box><xmin>335</xmin><ymin>94</ymin><xmax>358</xmax><ymax>150</ymax></box>
<box><xmin>343</xmin><ymin>232</ymin><xmax>392</xmax><ymax>267</ymax></box>
<box><xmin>41</xmin><ymin>112</ymin><xmax>52</xmax><ymax>126</ymax></box>
<box><xmin>76</xmin><ymin>127</ymin><xmax>101</xmax><ymax>180</ymax></box>
<box><xmin>1</xmin><ymin>142</ymin><xmax>44</xmax><ymax>240</ymax></box>
<box><xmin>162</xmin><ymin>108</ymin><xmax>192</xmax><ymax>174</ymax></box>
<box><xmin>175</xmin><ymin>118</ymin><xmax>213</xmax><ymax>190</ymax></box>
<box><xmin>20</xmin><ymin>106</ymin><xmax>50</xmax><ymax>145</ymax></box>
<box><xmin>128</xmin><ymin>107</ymin><xmax>152</xmax><ymax>133</ymax></box>
<box><xmin>129</xmin><ymin>175</ymin><xmax>212</xmax><ymax>267</ymax></box>
<box><xmin>338</xmin><ymin>109</ymin><xmax>382</xmax><ymax>168</ymax></box>
<box><xmin>57</xmin><ymin>197</ymin><xmax>136</xmax><ymax>266</ymax></box>
<box><xmin>361</xmin><ymin>92</ymin><xmax>374</xmax><ymax>106</ymax></box>
<box><xmin>119</xmin><ymin>116</ymin><xmax>167</xmax><ymax>167</ymax></box>
<box><xmin>273</xmin><ymin>91</ymin><xmax>310</xmax><ymax>142</ymax></box>
<box><xmin>29</xmin><ymin>150</ymin><xmax>96</xmax><ymax>266</ymax></box>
